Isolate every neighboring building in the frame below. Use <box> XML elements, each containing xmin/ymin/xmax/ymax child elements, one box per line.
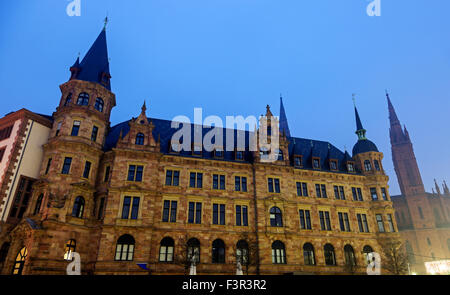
<box><xmin>0</xmin><ymin>25</ymin><xmax>401</xmax><ymax>275</ymax></box>
<box><xmin>387</xmin><ymin>92</ymin><xmax>450</xmax><ymax>274</ymax></box>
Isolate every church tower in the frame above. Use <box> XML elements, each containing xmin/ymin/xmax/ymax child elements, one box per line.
<box><xmin>387</xmin><ymin>92</ymin><xmax>425</xmax><ymax>196</ymax></box>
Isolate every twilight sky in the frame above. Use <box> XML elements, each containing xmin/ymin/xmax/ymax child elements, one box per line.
<box><xmin>0</xmin><ymin>0</ymin><xmax>449</xmax><ymax>195</ymax></box>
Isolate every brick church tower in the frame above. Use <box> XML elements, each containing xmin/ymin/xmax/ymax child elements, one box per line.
<box><xmin>388</xmin><ymin>92</ymin><xmax>450</xmax><ymax>274</ymax></box>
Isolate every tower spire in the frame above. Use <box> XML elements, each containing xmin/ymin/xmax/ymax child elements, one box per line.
<box><xmin>279</xmin><ymin>95</ymin><xmax>291</xmax><ymax>137</ymax></box>
<box><xmin>435</xmin><ymin>179</ymin><xmax>441</xmax><ymax>195</ymax></box>
<box><xmin>353</xmin><ymin>95</ymin><xmax>366</xmax><ymax>140</ymax></box>
<box><xmin>386</xmin><ymin>90</ymin><xmax>400</xmax><ymax>126</ymax></box>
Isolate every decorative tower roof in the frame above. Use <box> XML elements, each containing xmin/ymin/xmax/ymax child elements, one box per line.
<box><xmin>434</xmin><ymin>179</ymin><xmax>441</xmax><ymax>195</ymax></box>
<box><xmin>352</xmin><ymin>95</ymin><xmax>378</xmax><ymax>156</ymax></box>
<box><xmin>71</xmin><ymin>24</ymin><xmax>111</xmax><ymax>90</ymax></box>
<box><xmin>279</xmin><ymin>95</ymin><xmax>291</xmax><ymax>137</ymax></box>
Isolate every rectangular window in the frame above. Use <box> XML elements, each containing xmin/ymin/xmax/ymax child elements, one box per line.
<box><xmin>7</xmin><ymin>176</ymin><xmax>35</xmax><ymax>222</ymax></box>
<box><xmin>296</xmin><ymin>182</ymin><xmax>308</xmax><ymax>197</ymax></box>
<box><xmin>370</xmin><ymin>188</ymin><xmax>378</xmax><ymax>201</ymax></box>
<box><xmin>45</xmin><ymin>158</ymin><xmax>52</xmax><ymax>174</ymax></box>
<box><xmin>165</xmin><ymin>170</ymin><xmax>180</xmax><ymax>186</ymax></box>
<box><xmin>319</xmin><ymin>211</ymin><xmax>331</xmax><ymax>231</ymax></box>
<box><xmin>352</xmin><ymin>187</ymin><xmax>364</xmax><ymax>201</ymax></box>
<box><xmin>71</xmin><ymin>121</ymin><xmax>81</xmax><ymax>136</ymax></box>
<box><xmin>267</xmin><ymin>178</ymin><xmax>281</xmax><ymax>193</ymax></box>
<box><xmin>127</xmin><ymin>165</ymin><xmax>143</xmax><ymax>182</ymax></box>
<box><xmin>381</xmin><ymin>188</ymin><xmax>388</xmax><ymax>200</ymax></box>
<box><xmin>316</xmin><ymin>184</ymin><xmax>327</xmax><ymax>198</ymax></box>
<box><xmin>338</xmin><ymin>212</ymin><xmax>350</xmax><ymax>232</ymax></box>
<box><xmin>83</xmin><ymin>161</ymin><xmax>91</xmax><ymax>179</ymax></box>
<box><xmin>213</xmin><ymin>174</ymin><xmax>226</xmax><ymax>190</ymax></box>
<box><xmin>357</xmin><ymin>213</ymin><xmax>369</xmax><ymax>232</ymax></box>
<box><xmin>294</xmin><ymin>156</ymin><xmax>303</xmax><ymax>167</ymax></box>
<box><xmin>104</xmin><ymin>166</ymin><xmax>110</xmax><ymax>182</ymax></box>
<box><xmin>299</xmin><ymin>209</ymin><xmax>312</xmax><ymax>230</ymax></box>
<box><xmin>313</xmin><ymin>158</ymin><xmax>320</xmax><ymax>169</ymax></box>
<box><xmin>334</xmin><ymin>186</ymin><xmax>345</xmax><ymax>200</ymax></box>
<box><xmin>236</xmin><ymin>151</ymin><xmax>244</xmax><ymax>160</ymax></box>
<box><xmin>162</xmin><ymin>200</ymin><xmax>177</xmax><ymax>223</ymax></box>
<box><xmin>61</xmin><ymin>157</ymin><xmax>72</xmax><ymax>174</ymax></box>
<box><xmin>188</xmin><ymin>202</ymin><xmax>202</xmax><ymax>224</ymax></box>
<box><xmin>91</xmin><ymin>126</ymin><xmax>98</xmax><ymax>142</ymax></box>
<box><xmin>189</xmin><ymin>172</ymin><xmax>203</xmax><ymax>188</ymax></box>
<box><xmin>235</xmin><ymin>176</ymin><xmax>248</xmax><ymax>192</ymax></box>
<box><xmin>213</xmin><ymin>203</ymin><xmax>225</xmax><ymax>225</ymax></box>
<box><xmin>387</xmin><ymin>214</ymin><xmax>395</xmax><ymax>232</ymax></box>
<box><xmin>235</xmin><ymin>205</ymin><xmax>248</xmax><ymax>226</ymax></box>
<box><xmin>0</xmin><ymin>125</ymin><xmax>13</xmax><ymax>141</ymax></box>
<box><xmin>122</xmin><ymin>196</ymin><xmax>140</xmax><ymax>220</ymax></box>
<box><xmin>376</xmin><ymin>214</ymin><xmax>385</xmax><ymax>232</ymax></box>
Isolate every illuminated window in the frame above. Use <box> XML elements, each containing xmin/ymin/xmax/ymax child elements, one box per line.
<box><xmin>376</xmin><ymin>214</ymin><xmax>385</xmax><ymax>232</ymax></box>
<box><xmin>159</xmin><ymin>237</ymin><xmax>174</xmax><ymax>262</ymax></box>
<box><xmin>236</xmin><ymin>240</ymin><xmax>249</xmax><ymax>265</ymax></box>
<box><xmin>347</xmin><ymin>162</ymin><xmax>355</xmax><ymax>172</ymax></box>
<box><xmin>387</xmin><ymin>214</ymin><xmax>395</xmax><ymax>232</ymax></box>
<box><xmin>270</xmin><ymin>207</ymin><xmax>283</xmax><ymax>227</ymax></box>
<box><xmin>303</xmin><ymin>243</ymin><xmax>315</xmax><ymax>265</ymax></box>
<box><xmin>212</xmin><ymin>239</ymin><xmax>225</xmax><ymax>264</ymax></box>
<box><xmin>187</xmin><ymin>238</ymin><xmax>200</xmax><ymax>263</ymax></box>
<box><xmin>344</xmin><ymin>245</ymin><xmax>356</xmax><ymax>266</ymax></box>
<box><xmin>76</xmin><ymin>92</ymin><xmax>89</xmax><ymax>106</ymax></box>
<box><xmin>72</xmin><ymin>196</ymin><xmax>85</xmax><ymax>218</ymax></box>
<box><xmin>271</xmin><ymin>241</ymin><xmax>286</xmax><ymax>264</ymax></box>
<box><xmin>324</xmin><ymin>244</ymin><xmax>336</xmax><ymax>266</ymax></box>
<box><xmin>363</xmin><ymin>245</ymin><xmax>374</xmax><ymax>265</ymax></box>
<box><xmin>115</xmin><ymin>234</ymin><xmax>135</xmax><ymax>261</ymax></box>
<box><xmin>12</xmin><ymin>247</ymin><xmax>27</xmax><ymax>275</ymax></box>
<box><xmin>64</xmin><ymin>239</ymin><xmax>76</xmax><ymax>261</ymax></box>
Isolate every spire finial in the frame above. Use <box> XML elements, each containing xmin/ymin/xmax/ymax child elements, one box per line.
<box><xmin>142</xmin><ymin>100</ymin><xmax>147</xmax><ymax>113</ymax></box>
<box><xmin>103</xmin><ymin>16</ymin><xmax>109</xmax><ymax>30</ymax></box>
<box><xmin>352</xmin><ymin>93</ymin><xmax>356</xmax><ymax>107</ymax></box>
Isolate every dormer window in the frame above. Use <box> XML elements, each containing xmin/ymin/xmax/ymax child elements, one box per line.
<box><xmin>135</xmin><ymin>133</ymin><xmax>144</xmax><ymax>145</ymax></box>
<box><xmin>235</xmin><ymin>150</ymin><xmax>244</xmax><ymax>161</ymax></box>
<box><xmin>364</xmin><ymin>160</ymin><xmax>372</xmax><ymax>171</ymax></box>
<box><xmin>76</xmin><ymin>92</ymin><xmax>89</xmax><ymax>106</ymax></box>
<box><xmin>312</xmin><ymin>158</ymin><xmax>320</xmax><ymax>169</ymax></box>
<box><xmin>329</xmin><ymin>160</ymin><xmax>338</xmax><ymax>171</ymax></box>
<box><xmin>294</xmin><ymin>155</ymin><xmax>303</xmax><ymax>167</ymax></box>
<box><xmin>277</xmin><ymin>149</ymin><xmax>283</xmax><ymax>161</ymax></box>
<box><xmin>347</xmin><ymin>162</ymin><xmax>355</xmax><ymax>172</ymax></box>
<box><xmin>94</xmin><ymin>97</ymin><xmax>104</xmax><ymax>112</ymax></box>
<box><xmin>374</xmin><ymin>160</ymin><xmax>381</xmax><ymax>171</ymax></box>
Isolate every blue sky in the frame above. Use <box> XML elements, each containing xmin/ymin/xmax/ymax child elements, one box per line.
<box><xmin>0</xmin><ymin>0</ymin><xmax>449</xmax><ymax>195</ymax></box>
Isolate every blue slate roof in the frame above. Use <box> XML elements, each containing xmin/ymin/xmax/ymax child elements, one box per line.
<box><xmin>105</xmin><ymin>117</ymin><xmax>359</xmax><ymax>174</ymax></box>
<box><xmin>354</xmin><ymin>106</ymin><xmax>364</xmax><ymax>131</ymax></box>
<box><xmin>75</xmin><ymin>29</ymin><xmax>111</xmax><ymax>90</ymax></box>
<box><xmin>279</xmin><ymin>97</ymin><xmax>291</xmax><ymax>137</ymax></box>
<box><xmin>352</xmin><ymin>139</ymin><xmax>379</xmax><ymax>156</ymax></box>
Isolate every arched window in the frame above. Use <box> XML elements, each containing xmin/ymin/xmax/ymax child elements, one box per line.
<box><xmin>271</xmin><ymin>241</ymin><xmax>286</xmax><ymax>264</ymax></box>
<box><xmin>344</xmin><ymin>244</ymin><xmax>356</xmax><ymax>266</ymax></box>
<box><xmin>364</xmin><ymin>160</ymin><xmax>372</xmax><ymax>171</ymax></box>
<box><xmin>34</xmin><ymin>193</ymin><xmax>44</xmax><ymax>215</ymax></box>
<box><xmin>405</xmin><ymin>241</ymin><xmax>415</xmax><ymax>264</ymax></box>
<box><xmin>0</xmin><ymin>242</ymin><xmax>10</xmax><ymax>263</ymax></box>
<box><xmin>276</xmin><ymin>149</ymin><xmax>283</xmax><ymax>161</ymax></box>
<box><xmin>434</xmin><ymin>208</ymin><xmax>442</xmax><ymax>222</ymax></box>
<box><xmin>94</xmin><ymin>97</ymin><xmax>104</xmax><ymax>112</ymax></box>
<box><xmin>269</xmin><ymin>207</ymin><xmax>283</xmax><ymax>227</ymax></box>
<box><xmin>236</xmin><ymin>240</ymin><xmax>249</xmax><ymax>265</ymax></box>
<box><xmin>72</xmin><ymin>196</ymin><xmax>85</xmax><ymax>218</ymax></box>
<box><xmin>212</xmin><ymin>239</ymin><xmax>225</xmax><ymax>264</ymax></box>
<box><xmin>187</xmin><ymin>238</ymin><xmax>200</xmax><ymax>263</ymax></box>
<box><xmin>115</xmin><ymin>234</ymin><xmax>135</xmax><ymax>261</ymax></box>
<box><xmin>374</xmin><ymin>160</ymin><xmax>381</xmax><ymax>171</ymax></box>
<box><xmin>135</xmin><ymin>133</ymin><xmax>145</xmax><ymax>145</ymax></box>
<box><xmin>303</xmin><ymin>243</ymin><xmax>315</xmax><ymax>265</ymax></box>
<box><xmin>159</xmin><ymin>237</ymin><xmax>175</xmax><ymax>262</ymax></box>
<box><xmin>12</xmin><ymin>247</ymin><xmax>27</xmax><ymax>275</ymax></box>
<box><xmin>64</xmin><ymin>93</ymin><xmax>72</xmax><ymax>106</ymax></box>
<box><xmin>64</xmin><ymin>239</ymin><xmax>76</xmax><ymax>261</ymax></box>
<box><xmin>76</xmin><ymin>92</ymin><xmax>89</xmax><ymax>106</ymax></box>
<box><xmin>324</xmin><ymin>244</ymin><xmax>336</xmax><ymax>266</ymax></box>
<box><xmin>363</xmin><ymin>245</ymin><xmax>374</xmax><ymax>265</ymax></box>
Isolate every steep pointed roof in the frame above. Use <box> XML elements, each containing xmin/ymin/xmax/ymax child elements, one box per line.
<box><xmin>386</xmin><ymin>91</ymin><xmax>400</xmax><ymax>125</ymax></box>
<box><xmin>75</xmin><ymin>28</ymin><xmax>111</xmax><ymax>90</ymax></box>
<box><xmin>352</xmin><ymin>100</ymin><xmax>378</xmax><ymax>156</ymax></box>
<box><xmin>279</xmin><ymin>96</ymin><xmax>291</xmax><ymax>137</ymax></box>
<box><xmin>354</xmin><ymin>106</ymin><xmax>365</xmax><ymax>132</ymax></box>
